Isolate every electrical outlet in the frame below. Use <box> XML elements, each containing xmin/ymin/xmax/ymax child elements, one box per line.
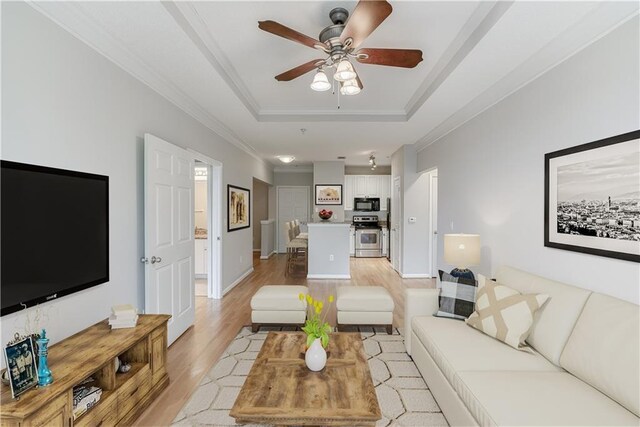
<box><xmin>329</xmin><ymin>254</ymin><xmax>334</xmax><ymax>262</ymax></box>
<box><xmin>409</xmin><ymin>217</ymin><xmax>417</xmax><ymax>223</ymax></box>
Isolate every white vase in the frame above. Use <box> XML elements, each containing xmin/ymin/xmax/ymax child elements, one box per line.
<box><xmin>305</xmin><ymin>338</ymin><xmax>327</xmax><ymax>371</ymax></box>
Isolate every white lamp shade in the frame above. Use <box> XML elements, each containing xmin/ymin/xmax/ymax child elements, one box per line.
<box><xmin>334</xmin><ymin>60</ymin><xmax>356</xmax><ymax>82</ymax></box>
<box><xmin>340</xmin><ymin>79</ymin><xmax>361</xmax><ymax>96</ymax></box>
<box><xmin>444</xmin><ymin>234</ymin><xmax>480</xmax><ymax>269</ymax></box>
<box><xmin>310</xmin><ymin>70</ymin><xmax>331</xmax><ymax>91</ymax></box>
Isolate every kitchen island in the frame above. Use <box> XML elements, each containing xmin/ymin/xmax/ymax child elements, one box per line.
<box><xmin>307</xmin><ymin>221</ymin><xmax>351</xmax><ymax>279</ymax></box>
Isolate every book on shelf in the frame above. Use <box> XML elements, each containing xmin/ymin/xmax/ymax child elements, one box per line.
<box><xmin>111</xmin><ymin>304</ymin><xmax>137</xmax><ymax>318</ymax></box>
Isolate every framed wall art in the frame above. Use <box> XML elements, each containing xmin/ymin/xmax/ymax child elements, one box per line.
<box><xmin>315</xmin><ymin>184</ymin><xmax>343</xmax><ymax>206</ymax></box>
<box><xmin>4</xmin><ymin>336</ymin><xmax>39</xmax><ymax>398</ymax></box>
<box><xmin>228</xmin><ymin>184</ymin><xmax>250</xmax><ymax>232</ymax></box>
<box><xmin>544</xmin><ymin>130</ymin><xmax>640</xmax><ymax>262</ymax></box>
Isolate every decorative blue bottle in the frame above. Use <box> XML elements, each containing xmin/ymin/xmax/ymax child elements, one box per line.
<box><xmin>36</xmin><ymin>329</ymin><xmax>53</xmax><ymax>387</ymax></box>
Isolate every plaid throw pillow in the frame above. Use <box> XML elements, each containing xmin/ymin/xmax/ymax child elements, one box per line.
<box><xmin>435</xmin><ymin>270</ymin><xmax>477</xmax><ymax>320</ymax></box>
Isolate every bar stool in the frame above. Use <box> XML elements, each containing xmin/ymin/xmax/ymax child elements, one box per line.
<box><xmin>294</xmin><ymin>219</ymin><xmax>308</xmax><ymax>240</ymax></box>
<box><xmin>285</xmin><ymin>222</ymin><xmax>307</xmax><ymax>276</ymax></box>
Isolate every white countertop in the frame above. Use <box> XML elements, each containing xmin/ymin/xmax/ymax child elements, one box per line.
<box><xmin>307</xmin><ymin>221</ymin><xmax>351</xmax><ymax>226</ymax></box>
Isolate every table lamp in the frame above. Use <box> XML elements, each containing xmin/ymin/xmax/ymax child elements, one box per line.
<box><xmin>444</xmin><ymin>234</ymin><xmax>480</xmax><ymax>281</ymax></box>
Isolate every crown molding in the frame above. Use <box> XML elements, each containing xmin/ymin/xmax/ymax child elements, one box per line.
<box><xmin>164</xmin><ymin>2</ymin><xmax>261</xmax><ymax>120</ymax></box>
<box><xmin>258</xmin><ymin>109</ymin><xmax>407</xmax><ymax>122</ymax></box>
<box><xmin>273</xmin><ymin>166</ymin><xmax>314</xmax><ymax>173</ymax></box>
<box><xmin>27</xmin><ymin>1</ymin><xmax>269</xmax><ymax>167</ymax></box>
<box><xmin>405</xmin><ymin>1</ymin><xmax>513</xmax><ymax>119</ymax></box>
<box><xmin>415</xmin><ymin>2</ymin><xmax>640</xmax><ymax>152</ymax></box>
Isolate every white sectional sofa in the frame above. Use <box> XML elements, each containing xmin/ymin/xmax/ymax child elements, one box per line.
<box><xmin>405</xmin><ymin>266</ymin><xmax>639</xmax><ymax>426</ymax></box>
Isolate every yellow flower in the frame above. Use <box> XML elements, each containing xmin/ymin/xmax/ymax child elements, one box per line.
<box><xmin>328</xmin><ymin>295</ymin><xmax>334</xmax><ymax>303</ymax></box>
<box><xmin>299</xmin><ymin>293</ymin><xmax>304</xmax><ymax>301</ymax></box>
<box><xmin>315</xmin><ymin>306</ymin><xmax>321</xmax><ymax>314</ymax></box>
<box><xmin>318</xmin><ymin>301</ymin><xmax>324</xmax><ymax>309</ymax></box>
<box><xmin>306</xmin><ymin>295</ymin><xmax>312</xmax><ymax>304</ymax></box>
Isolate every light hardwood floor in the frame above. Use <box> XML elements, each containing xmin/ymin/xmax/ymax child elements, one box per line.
<box><xmin>133</xmin><ymin>253</ymin><xmax>435</xmax><ymax>426</ymax></box>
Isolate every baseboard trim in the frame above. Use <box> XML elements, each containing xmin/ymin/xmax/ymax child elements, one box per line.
<box><xmin>260</xmin><ymin>250</ymin><xmax>276</xmax><ymax>260</ymax></box>
<box><xmin>307</xmin><ymin>274</ymin><xmax>351</xmax><ymax>280</ymax></box>
<box><xmin>401</xmin><ymin>273</ymin><xmax>433</xmax><ymax>279</ymax></box>
<box><xmin>223</xmin><ymin>267</ymin><xmax>254</xmax><ymax>296</ymax></box>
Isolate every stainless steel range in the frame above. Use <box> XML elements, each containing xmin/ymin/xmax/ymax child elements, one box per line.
<box><xmin>353</xmin><ymin>215</ymin><xmax>382</xmax><ymax>258</ymax></box>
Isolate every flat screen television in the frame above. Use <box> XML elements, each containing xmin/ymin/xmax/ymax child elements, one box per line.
<box><xmin>1</xmin><ymin>161</ymin><xmax>109</xmax><ymax>316</ymax></box>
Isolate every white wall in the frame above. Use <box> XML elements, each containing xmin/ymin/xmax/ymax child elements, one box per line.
<box><xmin>313</xmin><ymin>161</ymin><xmax>345</xmax><ymax>222</ymax></box>
<box><xmin>0</xmin><ymin>3</ymin><xmax>273</xmax><ymax>348</ymax></box>
<box><xmin>252</xmin><ymin>178</ymin><xmax>269</xmax><ymax>250</ymax></box>
<box><xmin>417</xmin><ymin>17</ymin><xmax>640</xmax><ymax>303</ymax></box>
<box><xmin>391</xmin><ymin>145</ymin><xmax>431</xmax><ymax>277</ymax></box>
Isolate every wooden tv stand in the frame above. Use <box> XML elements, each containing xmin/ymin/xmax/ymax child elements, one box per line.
<box><xmin>0</xmin><ymin>314</ymin><xmax>170</xmax><ymax>427</ymax></box>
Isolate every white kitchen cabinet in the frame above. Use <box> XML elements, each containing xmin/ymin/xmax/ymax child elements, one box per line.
<box><xmin>353</xmin><ymin>176</ymin><xmax>368</xmax><ymax>198</ymax></box>
<box><xmin>382</xmin><ymin>227</ymin><xmax>389</xmax><ymax>256</ymax></box>
<box><xmin>344</xmin><ymin>175</ymin><xmax>354</xmax><ymax>211</ymax></box>
<box><xmin>195</xmin><ymin>239</ymin><xmax>208</xmax><ymax>276</ymax></box>
<box><xmin>344</xmin><ymin>175</ymin><xmax>391</xmax><ymax>210</ymax></box>
<box><xmin>349</xmin><ymin>226</ymin><xmax>355</xmax><ymax>256</ymax></box>
<box><xmin>380</xmin><ymin>175</ymin><xmax>390</xmax><ymax>210</ymax></box>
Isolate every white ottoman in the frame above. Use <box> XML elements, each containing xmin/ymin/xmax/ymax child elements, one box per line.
<box><xmin>336</xmin><ymin>286</ymin><xmax>395</xmax><ymax>334</ymax></box>
<box><xmin>251</xmin><ymin>285</ymin><xmax>308</xmax><ymax>332</ymax></box>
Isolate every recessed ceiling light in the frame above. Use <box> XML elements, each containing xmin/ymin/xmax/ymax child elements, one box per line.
<box><xmin>277</xmin><ymin>155</ymin><xmax>295</xmax><ymax>164</ymax></box>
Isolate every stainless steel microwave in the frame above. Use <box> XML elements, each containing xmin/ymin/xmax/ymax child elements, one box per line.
<box><xmin>354</xmin><ymin>197</ymin><xmax>380</xmax><ymax>212</ymax></box>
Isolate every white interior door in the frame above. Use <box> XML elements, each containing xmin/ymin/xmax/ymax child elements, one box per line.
<box><xmin>277</xmin><ymin>186</ymin><xmax>309</xmax><ymax>253</ymax></box>
<box><xmin>144</xmin><ymin>133</ymin><xmax>195</xmax><ymax>345</ymax></box>
<box><xmin>391</xmin><ymin>177</ymin><xmax>401</xmax><ymax>272</ymax></box>
<box><xmin>429</xmin><ymin>172</ymin><xmax>438</xmax><ymax>277</ymax></box>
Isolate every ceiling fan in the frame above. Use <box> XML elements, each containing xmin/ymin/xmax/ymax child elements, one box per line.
<box><xmin>258</xmin><ymin>0</ymin><xmax>423</xmax><ymax>95</ymax></box>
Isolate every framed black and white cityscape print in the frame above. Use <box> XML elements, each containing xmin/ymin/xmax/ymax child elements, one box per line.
<box><xmin>545</xmin><ymin>130</ymin><xmax>640</xmax><ymax>262</ymax></box>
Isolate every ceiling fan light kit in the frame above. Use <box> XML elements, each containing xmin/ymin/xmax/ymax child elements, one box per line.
<box><xmin>258</xmin><ymin>0</ymin><xmax>423</xmax><ymax>97</ymax></box>
<box><xmin>334</xmin><ymin>59</ymin><xmax>357</xmax><ymax>82</ymax></box>
<box><xmin>310</xmin><ymin>70</ymin><xmax>331</xmax><ymax>91</ymax></box>
<box><xmin>340</xmin><ymin>78</ymin><xmax>361</xmax><ymax>96</ymax></box>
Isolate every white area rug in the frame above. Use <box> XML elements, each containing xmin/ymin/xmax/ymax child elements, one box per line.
<box><xmin>173</xmin><ymin>326</ymin><xmax>448</xmax><ymax>426</ymax></box>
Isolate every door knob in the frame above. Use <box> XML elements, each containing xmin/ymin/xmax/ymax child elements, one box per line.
<box><xmin>140</xmin><ymin>257</ymin><xmax>149</xmax><ymax>264</ymax></box>
<box><xmin>151</xmin><ymin>256</ymin><xmax>162</xmax><ymax>264</ymax></box>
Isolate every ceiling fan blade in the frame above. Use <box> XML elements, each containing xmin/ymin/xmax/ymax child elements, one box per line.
<box><xmin>340</xmin><ymin>0</ymin><xmax>393</xmax><ymax>50</ymax></box>
<box><xmin>258</xmin><ymin>20</ymin><xmax>327</xmax><ymax>51</ymax></box>
<box><xmin>356</xmin><ymin>75</ymin><xmax>364</xmax><ymax>90</ymax></box>
<box><xmin>275</xmin><ymin>59</ymin><xmax>325</xmax><ymax>81</ymax></box>
<box><xmin>355</xmin><ymin>48</ymin><xmax>423</xmax><ymax>68</ymax></box>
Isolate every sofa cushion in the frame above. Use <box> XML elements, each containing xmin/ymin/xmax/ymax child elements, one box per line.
<box><xmin>435</xmin><ymin>270</ymin><xmax>477</xmax><ymax>320</ymax></box>
<box><xmin>411</xmin><ymin>316</ymin><xmax>560</xmax><ymax>391</ymax></box>
<box><xmin>466</xmin><ymin>275</ymin><xmax>549</xmax><ymax>350</ymax></box>
<box><xmin>456</xmin><ymin>371</ymin><xmax>639</xmax><ymax>426</ymax></box>
<box><xmin>560</xmin><ymin>293</ymin><xmax>640</xmax><ymax>417</ymax></box>
<box><xmin>495</xmin><ymin>266</ymin><xmax>591</xmax><ymax>365</ymax></box>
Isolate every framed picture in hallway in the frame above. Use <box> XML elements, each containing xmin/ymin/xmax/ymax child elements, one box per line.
<box><xmin>228</xmin><ymin>184</ymin><xmax>250</xmax><ymax>232</ymax></box>
<box><xmin>544</xmin><ymin>130</ymin><xmax>640</xmax><ymax>262</ymax></box>
<box><xmin>315</xmin><ymin>184</ymin><xmax>342</xmax><ymax>205</ymax></box>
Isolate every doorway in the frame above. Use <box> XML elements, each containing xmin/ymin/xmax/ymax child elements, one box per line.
<box><xmin>391</xmin><ymin>177</ymin><xmax>401</xmax><ymax>273</ymax></box>
<box><xmin>189</xmin><ymin>150</ymin><xmax>223</xmax><ymax>299</ymax></box>
<box><xmin>252</xmin><ymin>178</ymin><xmax>270</xmax><ymax>257</ymax></box>
<box><xmin>194</xmin><ymin>161</ymin><xmax>208</xmax><ymax>297</ymax></box>
<box><xmin>428</xmin><ymin>169</ymin><xmax>438</xmax><ymax>277</ymax></box>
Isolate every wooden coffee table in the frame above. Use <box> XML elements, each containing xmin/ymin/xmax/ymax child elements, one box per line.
<box><xmin>230</xmin><ymin>332</ymin><xmax>381</xmax><ymax>426</ymax></box>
